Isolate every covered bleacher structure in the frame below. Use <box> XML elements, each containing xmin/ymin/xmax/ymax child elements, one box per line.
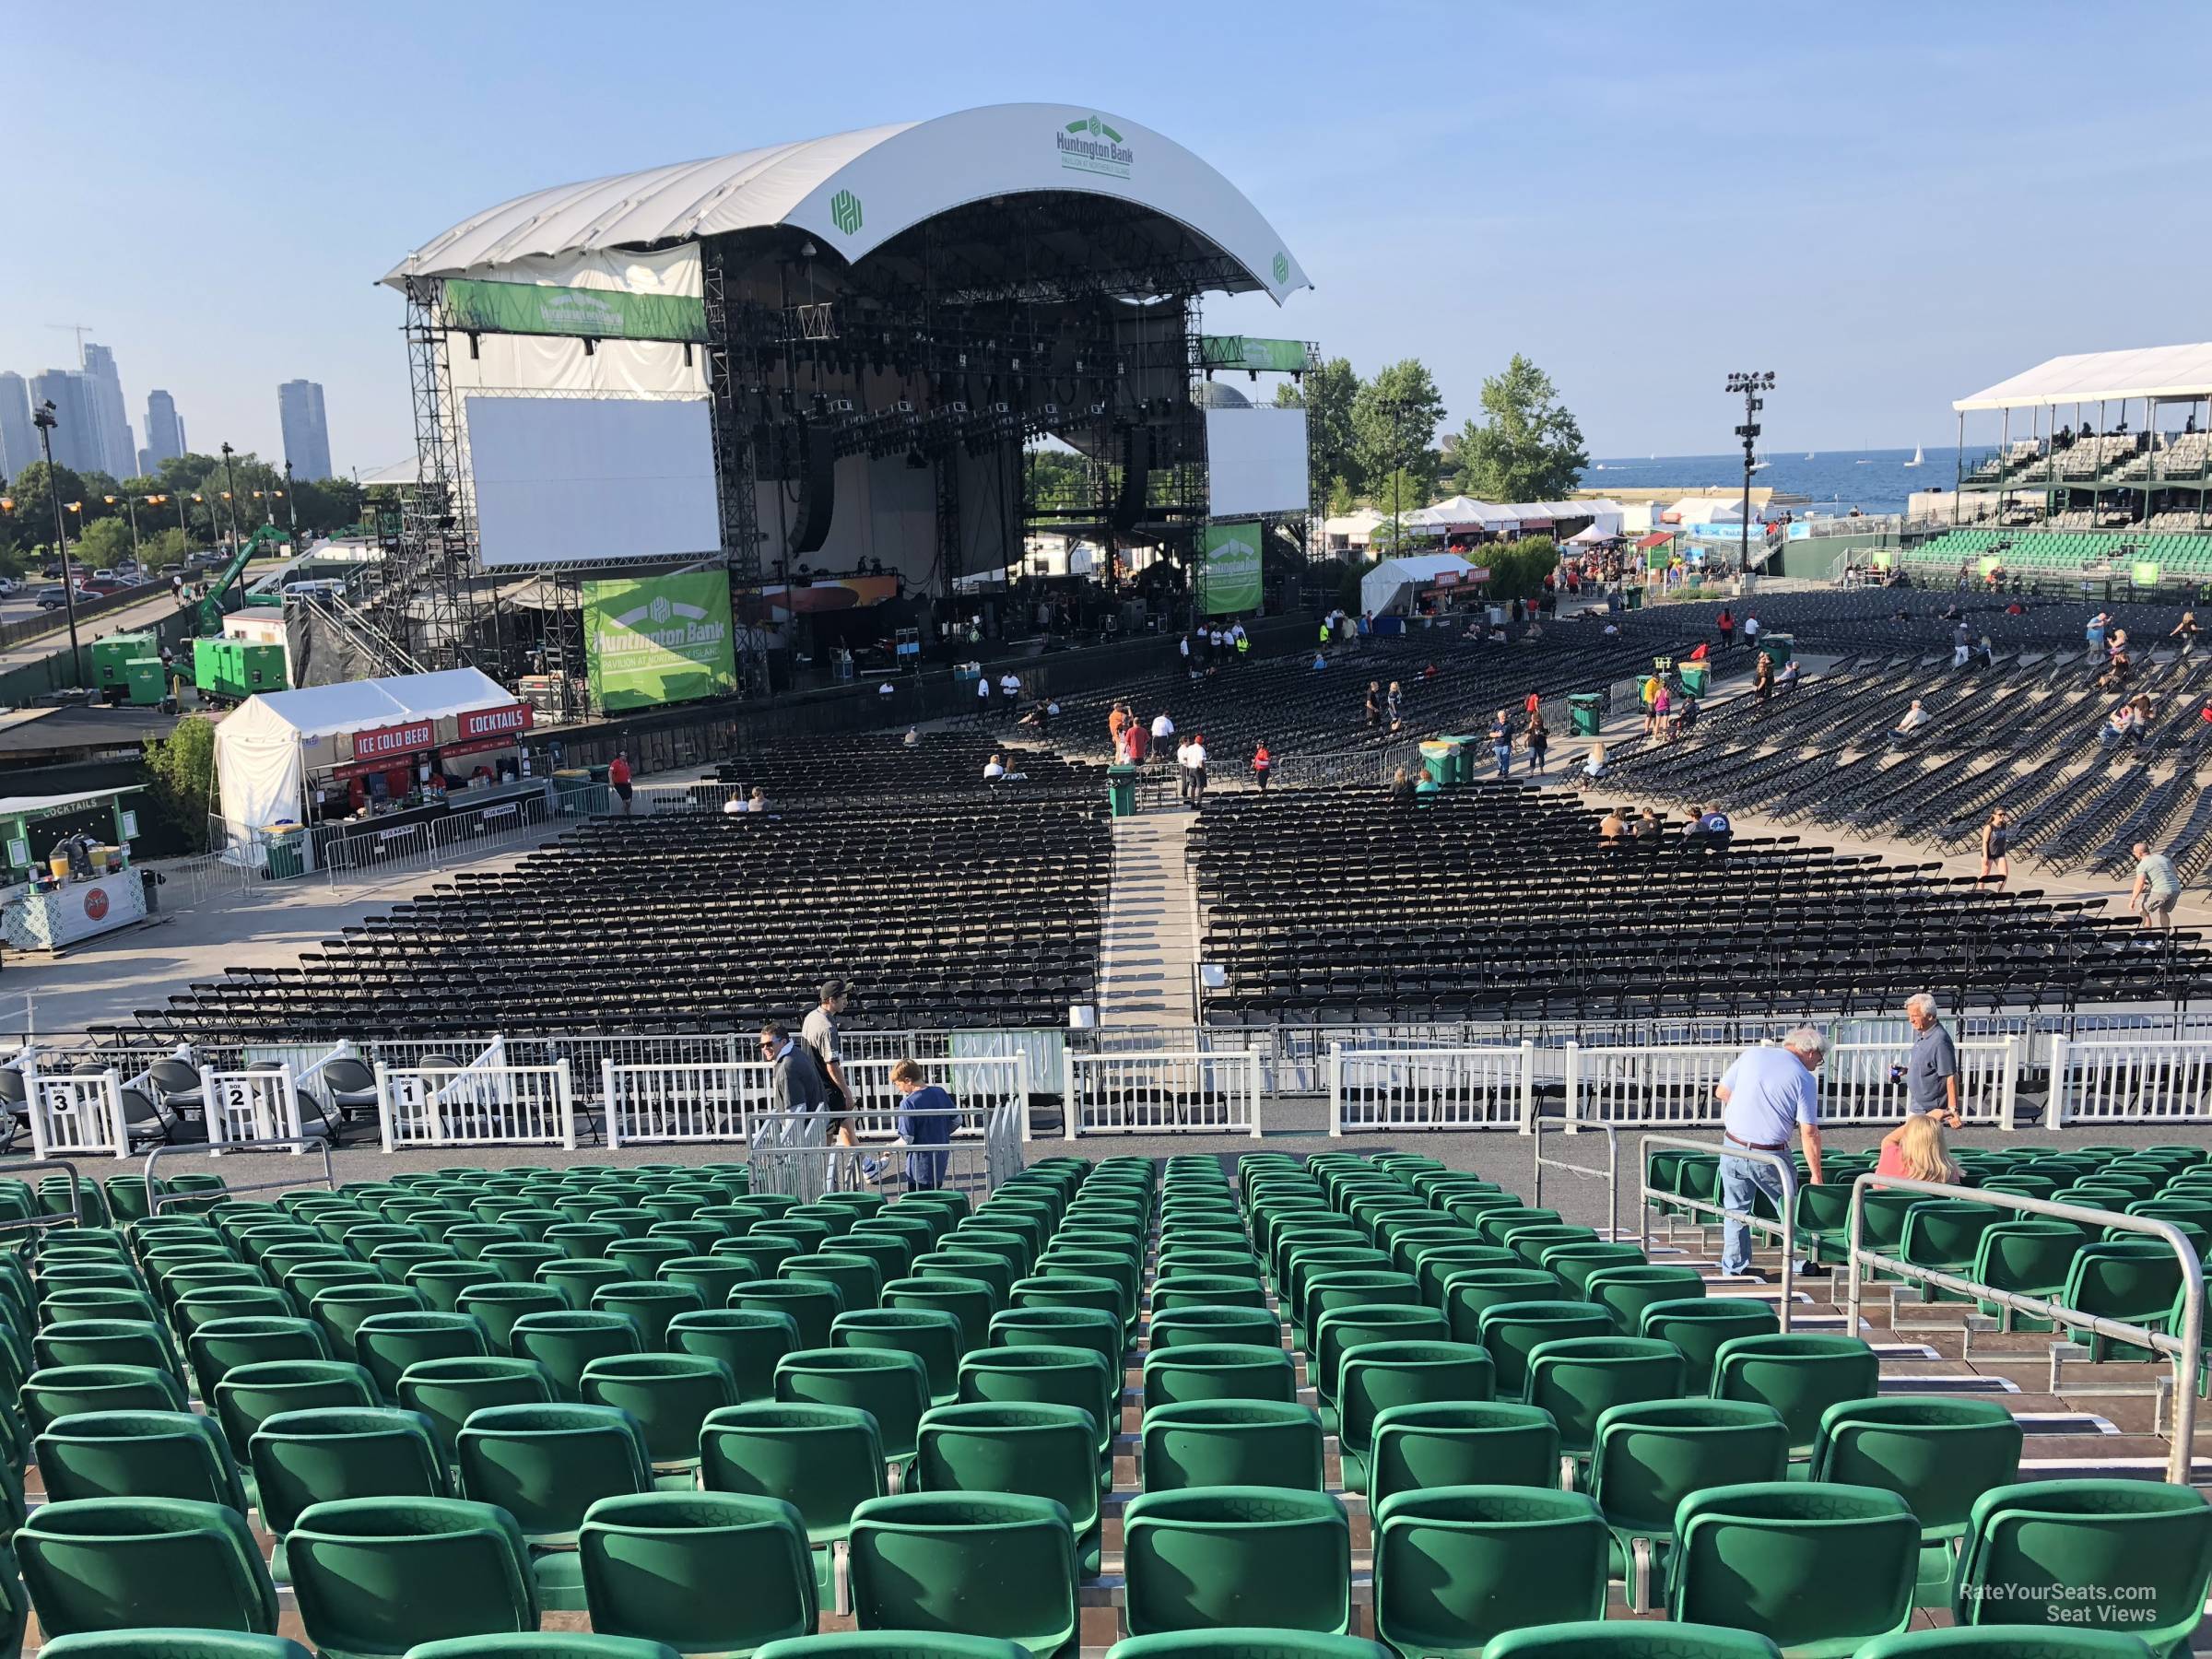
<box><xmin>1901</xmin><ymin>343</ymin><xmax>2212</xmax><ymax>584</ymax></box>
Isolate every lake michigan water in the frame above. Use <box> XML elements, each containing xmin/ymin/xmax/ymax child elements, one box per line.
<box><xmin>1587</xmin><ymin>447</ymin><xmax>1999</xmax><ymax>518</ymax></box>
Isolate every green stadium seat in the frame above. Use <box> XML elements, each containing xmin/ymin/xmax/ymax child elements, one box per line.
<box><xmin>699</xmin><ymin>1403</ymin><xmax>884</xmax><ymax>1603</ymax></box>
<box><xmin>578</xmin><ymin>1491</ymin><xmax>816</xmax><ymax>1655</ymax></box>
<box><xmin>353</xmin><ymin>1312</ymin><xmax>491</xmax><ymax>1403</ymax></box>
<box><xmin>1140</xmin><ymin>1398</ymin><xmax>1325</xmax><ymax>1492</ymax></box>
<box><xmin>1101</xmin><ymin>1632</ymin><xmax>1389</xmax><ymax>1659</ymax></box>
<box><xmin>34</xmin><ymin>1409</ymin><xmax>248</xmax><ymax>1513</ymax></box>
<box><xmin>1371</xmin><ymin>1485</ymin><xmax>1608</xmax><ymax>1659</ymax></box>
<box><xmin>919</xmin><ymin>1402</ymin><xmax>1103</xmax><ymax>1574</ymax></box>
<box><xmin>1711</xmin><ymin>1334</ymin><xmax>1882</xmax><ymax>1456</ymax></box>
<box><xmin>211</xmin><ymin>1359</ymin><xmax>378</xmax><ymax>1465</ymax></box>
<box><xmin>1141</xmin><ymin>1342</ymin><xmax>1296</xmax><ymax>1412</ymax></box>
<box><xmin>581</xmin><ymin>1352</ymin><xmax>739</xmax><ymax>1473</ymax></box>
<box><xmin>1482</xmin><ymin>1623</ymin><xmax>1780</xmax><ymax>1659</ymax></box>
<box><xmin>250</xmin><ymin>1406</ymin><xmax>449</xmax><ymax>1581</ymax></box>
<box><xmin>18</xmin><ymin>1497</ymin><xmax>278</xmax><ymax>1640</ymax></box>
<box><xmin>1524</xmin><ymin>1335</ymin><xmax>1687</xmax><ymax>1461</ymax></box>
<box><xmin>1666</xmin><ymin>1480</ymin><xmax>1919</xmax><ymax>1657</ymax></box>
<box><xmin>1586</xmin><ymin>1400</ymin><xmax>1791</xmax><ymax>1609</ymax></box>
<box><xmin>287</xmin><ymin>1496</ymin><xmax>539</xmax><ymax>1659</ymax></box>
<box><xmin>454</xmin><ymin>1403</ymin><xmax>654</xmax><ymax>1609</ymax></box>
<box><xmin>22</xmin><ymin>1365</ymin><xmax>187</xmax><ymax>1436</ymax></box>
<box><xmin>777</xmin><ymin>1347</ymin><xmax>931</xmax><ymax>1465</ymax></box>
<box><xmin>1638</xmin><ymin>1299</ymin><xmax>1779</xmax><ymax>1393</ymax></box>
<box><xmin>958</xmin><ymin>1344</ymin><xmax>1115</xmax><ymax>1462</ymax></box>
<box><xmin>40</xmin><ymin>1633</ymin><xmax>315</xmax><ymax>1659</ymax></box>
<box><xmin>1857</xmin><ymin>1629</ymin><xmax>2157</xmax><ymax>1659</ymax></box>
<box><xmin>1809</xmin><ymin>1396</ymin><xmax>2024</xmax><ymax>1603</ymax></box>
<box><xmin>405</xmin><ymin>1636</ymin><xmax>677</xmax><ymax>1659</ymax></box>
<box><xmin>848</xmin><ymin>1492</ymin><xmax>1078</xmax><ymax>1659</ymax></box>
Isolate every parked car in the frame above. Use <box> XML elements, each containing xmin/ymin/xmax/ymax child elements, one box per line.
<box><xmin>0</xmin><ymin>578</ymin><xmax>18</xmax><ymax>596</ymax></box>
<box><xmin>282</xmin><ymin>578</ymin><xmax>347</xmax><ymax>600</ymax></box>
<box><xmin>77</xmin><ymin>578</ymin><xmax>129</xmax><ymax>598</ymax></box>
<box><xmin>35</xmin><ymin>587</ymin><xmax>70</xmax><ymax>610</ymax></box>
<box><xmin>39</xmin><ymin>563</ymin><xmax>61</xmax><ymax>580</ymax></box>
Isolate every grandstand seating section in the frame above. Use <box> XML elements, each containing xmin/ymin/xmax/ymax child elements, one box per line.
<box><xmin>1190</xmin><ymin>784</ymin><xmax>2207</xmax><ymax>1022</ymax></box>
<box><xmin>1904</xmin><ymin>529</ymin><xmax>2212</xmax><ymax>579</ymax></box>
<box><xmin>0</xmin><ymin>1147</ymin><xmax>2196</xmax><ymax>1657</ymax></box>
<box><xmin>1604</xmin><ymin>608</ymin><xmax>2212</xmax><ymax>890</ymax></box>
<box><xmin>161</xmin><ymin>793</ymin><xmax>1110</xmax><ymax>1040</ymax></box>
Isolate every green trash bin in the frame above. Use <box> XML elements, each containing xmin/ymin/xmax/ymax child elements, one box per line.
<box><xmin>1678</xmin><ymin>661</ymin><xmax>1710</xmax><ymax>697</ymax></box>
<box><xmin>554</xmin><ymin>769</ymin><xmax>592</xmax><ymax>814</ymax></box>
<box><xmin>1107</xmin><ymin>766</ymin><xmax>1139</xmax><ymax>818</ymax></box>
<box><xmin>1419</xmin><ymin>741</ymin><xmax>1455</xmax><ymax>788</ymax></box>
<box><xmin>1624</xmin><ymin>585</ymin><xmax>1645</xmax><ymax>611</ymax></box>
<box><xmin>1760</xmin><ymin>633</ymin><xmax>1794</xmax><ymax>667</ymax></box>
<box><xmin>1569</xmin><ymin>694</ymin><xmax>1603</xmax><ymax>737</ymax></box>
<box><xmin>261</xmin><ymin>823</ymin><xmax>305</xmax><ymax>880</ymax></box>
<box><xmin>1440</xmin><ymin>737</ymin><xmax>1476</xmax><ymax>785</ymax></box>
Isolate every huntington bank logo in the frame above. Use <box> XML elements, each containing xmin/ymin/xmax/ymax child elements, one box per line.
<box><xmin>649</xmin><ymin>594</ymin><xmax>673</xmax><ymax>625</ymax></box>
<box><xmin>1272</xmin><ymin>252</ymin><xmax>1290</xmax><ymax>285</ymax></box>
<box><xmin>830</xmin><ymin>190</ymin><xmax>863</xmax><ymax>236</ymax></box>
<box><xmin>1060</xmin><ymin>115</ymin><xmax>1133</xmax><ymax>179</ymax></box>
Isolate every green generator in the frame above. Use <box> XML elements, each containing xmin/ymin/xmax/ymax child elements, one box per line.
<box><xmin>194</xmin><ymin>637</ymin><xmax>288</xmax><ymax>701</ymax></box>
<box><xmin>91</xmin><ymin>633</ymin><xmax>166</xmax><ymax>706</ymax></box>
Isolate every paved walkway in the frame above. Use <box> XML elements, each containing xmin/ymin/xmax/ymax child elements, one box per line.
<box><xmin>1098</xmin><ymin>810</ymin><xmax>1198</xmax><ymax>1026</ymax></box>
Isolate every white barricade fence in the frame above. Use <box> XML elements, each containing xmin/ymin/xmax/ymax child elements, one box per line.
<box><xmin>1329</xmin><ymin>1037</ymin><xmax>2025</xmax><ymax>1135</ymax></box>
<box><xmin>1330</xmin><ymin>1044</ymin><xmax>1534</xmax><ymax>1135</ymax></box>
<box><xmin>1065</xmin><ymin>1049</ymin><xmax>1262</xmax><ymax>1137</ymax></box>
<box><xmin>199</xmin><ymin>1066</ymin><xmax>307</xmax><ymax>1150</ymax></box>
<box><xmin>26</xmin><ymin>1062</ymin><xmax>130</xmax><ymax>1159</ymax></box>
<box><xmin>602</xmin><ymin>1060</ymin><xmax>772</xmax><ymax>1146</ymax></box>
<box><xmin>2048</xmin><ymin>1036</ymin><xmax>2212</xmax><ymax>1127</ymax></box>
<box><xmin>841</xmin><ymin>1055</ymin><xmax>1030</xmax><ymax>1144</ymax></box>
<box><xmin>746</xmin><ymin>1100</ymin><xmax>1013</xmax><ymax>1199</ymax></box>
<box><xmin>375</xmin><ymin>1059</ymin><xmax>579</xmax><ymax>1150</ymax></box>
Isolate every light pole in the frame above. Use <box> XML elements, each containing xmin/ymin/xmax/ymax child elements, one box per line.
<box><xmin>218</xmin><ymin>443</ymin><xmax>241</xmax><ymax>558</ymax></box>
<box><xmin>1725</xmin><ymin>371</ymin><xmax>1775</xmax><ymax>579</ymax></box>
<box><xmin>282</xmin><ymin>459</ymin><xmax>298</xmax><ymax>548</ymax></box>
<box><xmin>30</xmin><ymin>401</ymin><xmax>82</xmax><ymax>673</ymax></box>
<box><xmin>103</xmin><ymin>494</ymin><xmax>142</xmax><ymax>562</ymax></box>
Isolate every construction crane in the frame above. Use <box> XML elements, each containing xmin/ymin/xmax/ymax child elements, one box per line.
<box><xmin>43</xmin><ymin>324</ymin><xmax>96</xmax><ymax>366</ymax></box>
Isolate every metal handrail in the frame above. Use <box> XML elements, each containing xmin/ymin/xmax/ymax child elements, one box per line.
<box><xmin>1533</xmin><ymin>1118</ymin><xmax>1620</xmax><ymax>1243</ymax></box>
<box><xmin>145</xmin><ymin>1137</ymin><xmax>335</xmax><ymax>1213</ymax></box>
<box><xmin>1842</xmin><ymin>1173</ymin><xmax>2204</xmax><ymax>1485</ymax></box>
<box><xmin>0</xmin><ymin>1159</ymin><xmax>85</xmax><ymax>1238</ymax></box>
<box><xmin>1637</xmin><ymin>1132</ymin><xmax>1798</xmax><ymax>1331</ymax></box>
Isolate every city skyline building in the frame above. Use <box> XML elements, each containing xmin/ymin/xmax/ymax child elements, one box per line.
<box><xmin>142</xmin><ymin>388</ymin><xmax>184</xmax><ymax>473</ymax></box>
<box><xmin>80</xmin><ymin>343</ymin><xmax>137</xmax><ymax>479</ymax></box>
<box><xmin>27</xmin><ymin>370</ymin><xmax>100</xmax><ymax>474</ymax></box>
<box><xmin>277</xmin><ymin>378</ymin><xmax>333</xmax><ymax>480</ymax></box>
<box><xmin>0</xmin><ymin>372</ymin><xmax>33</xmax><ymax>483</ymax></box>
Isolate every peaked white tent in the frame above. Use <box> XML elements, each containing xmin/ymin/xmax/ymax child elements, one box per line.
<box><xmin>214</xmin><ymin>669</ymin><xmax>521</xmax><ymax>858</ymax></box>
<box><xmin>1361</xmin><ymin>553</ymin><xmax>1475</xmax><ymax>618</ymax></box>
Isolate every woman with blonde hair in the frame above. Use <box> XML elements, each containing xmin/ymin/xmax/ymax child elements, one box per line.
<box><xmin>1876</xmin><ymin>1110</ymin><xmax>1961</xmax><ymax>1185</ymax></box>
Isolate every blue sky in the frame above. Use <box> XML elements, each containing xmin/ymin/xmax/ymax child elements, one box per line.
<box><xmin>6</xmin><ymin>2</ymin><xmax>2208</xmax><ymax>476</ymax></box>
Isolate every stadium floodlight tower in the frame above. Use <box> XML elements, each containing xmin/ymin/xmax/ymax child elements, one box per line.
<box><xmin>1726</xmin><ymin>371</ymin><xmax>1774</xmax><ymax>580</ymax></box>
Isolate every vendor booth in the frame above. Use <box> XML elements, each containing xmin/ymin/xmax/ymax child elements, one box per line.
<box><xmin>0</xmin><ymin>787</ymin><xmax>150</xmax><ymax>952</ymax></box>
<box><xmin>1360</xmin><ymin>553</ymin><xmax>1477</xmax><ymax>619</ymax></box>
<box><xmin>213</xmin><ymin>668</ymin><xmax>545</xmax><ymax>875</ymax></box>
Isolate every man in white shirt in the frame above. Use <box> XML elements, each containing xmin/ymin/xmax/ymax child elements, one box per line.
<box><xmin>976</xmin><ymin>677</ymin><xmax>992</xmax><ymax>715</ymax></box>
<box><xmin>878</xmin><ymin>681</ymin><xmax>896</xmax><ymax>700</ymax></box>
<box><xmin>1150</xmin><ymin>711</ymin><xmax>1174</xmax><ymax>761</ymax></box>
<box><xmin>1743</xmin><ymin>614</ymin><xmax>1760</xmax><ymax>647</ymax></box>
<box><xmin>998</xmin><ymin>672</ymin><xmax>1021</xmax><ymax>724</ymax></box>
<box><xmin>1173</xmin><ymin>738</ymin><xmax>1196</xmax><ymax>802</ymax></box>
<box><xmin>1186</xmin><ymin>734</ymin><xmax>1208</xmax><ymax>803</ymax></box>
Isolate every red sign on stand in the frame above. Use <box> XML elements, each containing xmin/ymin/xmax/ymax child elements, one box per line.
<box><xmin>351</xmin><ymin>720</ymin><xmax>436</xmax><ymax>763</ymax></box>
<box><xmin>458</xmin><ymin>704</ymin><xmax>533</xmax><ymax>743</ymax></box>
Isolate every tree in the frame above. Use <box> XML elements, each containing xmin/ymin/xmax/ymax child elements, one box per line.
<box><xmin>1276</xmin><ymin>356</ymin><xmax>1362</xmax><ymax>502</ymax></box>
<box><xmin>1351</xmin><ymin>359</ymin><xmax>1447</xmax><ymax>500</ymax></box>
<box><xmin>144</xmin><ymin>714</ymin><xmax>217</xmax><ymax>853</ymax></box>
<box><xmin>1368</xmin><ymin>468</ymin><xmax>1430</xmax><ymax>552</ymax></box>
<box><xmin>1483</xmin><ymin>535</ymin><xmax>1559</xmax><ymax>602</ymax></box>
<box><xmin>75</xmin><ymin>516</ymin><xmax>135</xmax><ymax>569</ymax></box>
<box><xmin>1455</xmin><ymin>354</ymin><xmax>1589</xmax><ymax>502</ymax></box>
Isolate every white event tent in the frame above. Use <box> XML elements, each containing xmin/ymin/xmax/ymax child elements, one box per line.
<box><xmin>1360</xmin><ymin>553</ymin><xmax>1475</xmax><ymax>618</ymax></box>
<box><xmin>214</xmin><ymin>669</ymin><xmax>521</xmax><ymax>859</ymax></box>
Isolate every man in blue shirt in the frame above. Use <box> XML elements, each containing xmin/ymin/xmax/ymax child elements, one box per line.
<box><xmin>1712</xmin><ymin>1028</ymin><xmax>1827</xmax><ymax>1279</ymax></box>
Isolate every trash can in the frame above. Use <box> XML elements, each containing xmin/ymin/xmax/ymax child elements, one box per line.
<box><xmin>140</xmin><ymin>868</ymin><xmax>162</xmax><ymax>915</ymax></box>
<box><xmin>1624</xmin><ymin>585</ymin><xmax>1645</xmax><ymax>611</ymax></box>
<box><xmin>261</xmin><ymin>823</ymin><xmax>305</xmax><ymax>881</ymax></box>
<box><xmin>1570</xmin><ymin>693</ymin><xmax>1604</xmax><ymax>736</ymax></box>
<box><xmin>1419</xmin><ymin>740</ymin><xmax>1456</xmax><ymax>788</ymax></box>
<box><xmin>1441</xmin><ymin>737</ymin><xmax>1477</xmax><ymax>785</ymax></box>
<box><xmin>1107</xmin><ymin>765</ymin><xmax>1139</xmax><ymax>818</ymax></box>
<box><xmin>1759</xmin><ymin>634</ymin><xmax>1794</xmax><ymax>667</ymax></box>
<box><xmin>554</xmin><ymin>769</ymin><xmax>592</xmax><ymax>814</ymax></box>
<box><xmin>1677</xmin><ymin>660</ymin><xmax>1711</xmax><ymax>697</ymax></box>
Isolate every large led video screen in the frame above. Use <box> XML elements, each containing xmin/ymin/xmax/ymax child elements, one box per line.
<box><xmin>465</xmin><ymin>394</ymin><xmax>720</xmax><ymax>568</ymax></box>
<box><xmin>1205</xmin><ymin>406</ymin><xmax>1310</xmax><ymax>519</ymax></box>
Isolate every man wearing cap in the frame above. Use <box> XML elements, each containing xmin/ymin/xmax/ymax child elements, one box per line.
<box><xmin>804</xmin><ymin>981</ymin><xmax>857</xmax><ymax>1171</ymax></box>
<box><xmin>1712</xmin><ymin>1027</ymin><xmax>1827</xmax><ymax>1280</ymax></box>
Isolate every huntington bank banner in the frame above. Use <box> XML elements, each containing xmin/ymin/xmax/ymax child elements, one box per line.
<box><xmin>582</xmin><ymin>571</ymin><xmax>738</xmax><ymax>711</ymax></box>
<box><xmin>1202</xmin><ymin>523</ymin><xmax>1264</xmax><ymax>616</ymax></box>
<box><xmin>444</xmin><ymin>277</ymin><xmax>709</xmax><ymax>344</ymax></box>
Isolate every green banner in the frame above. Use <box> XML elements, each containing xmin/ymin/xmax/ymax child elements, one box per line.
<box><xmin>1197</xmin><ymin>335</ymin><xmax>1310</xmax><ymax>373</ymax></box>
<box><xmin>582</xmin><ymin>571</ymin><xmax>738</xmax><ymax>711</ymax></box>
<box><xmin>2133</xmin><ymin>560</ymin><xmax>2161</xmax><ymax>585</ymax></box>
<box><xmin>444</xmin><ymin>277</ymin><xmax>708</xmax><ymax>344</ymax></box>
<box><xmin>1202</xmin><ymin>523</ymin><xmax>1264</xmax><ymax>616</ymax></box>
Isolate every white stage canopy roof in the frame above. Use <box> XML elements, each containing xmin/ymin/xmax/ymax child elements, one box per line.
<box><xmin>385</xmin><ymin>103</ymin><xmax>1309</xmax><ymax>305</ymax></box>
<box><xmin>1955</xmin><ymin>343</ymin><xmax>2212</xmax><ymax>411</ymax></box>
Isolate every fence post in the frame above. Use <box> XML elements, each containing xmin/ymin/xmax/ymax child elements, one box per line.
<box><xmin>1998</xmin><ymin>1036</ymin><xmax>2019</xmax><ymax>1134</ymax></box>
<box><xmin>103</xmin><ymin>1068</ymin><xmax>128</xmax><ymax>1159</ymax></box>
<box><xmin>1520</xmin><ymin>1041</ymin><xmax>1538</xmax><ymax>1135</ymax></box>
<box><xmin>1327</xmin><ymin>1042</ymin><xmax>1344</xmax><ymax>1137</ymax></box>
<box><xmin>1018</xmin><ymin>1052</ymin><xmax>1033</xmax><ymax>1145</ymax></box>
<box><xmin>1063</xmin><ymin>1047</ymin><xmax>1080</xmax><ymax>1143</ymax></box>
<box><xmin>2046</xmin><ymin>1034</ymin><xmax>2070</xmax><ymax>1133</ymax></box>
<box><xmin>1559</xmin><ymin>1041</ymin><xmax>1582</xmax><ymax>1135</ymax></box>
<box><xmin>601</xmin><ymin>1058</ymin><xmax>622</xmax><ymax>1149</ymax></box>
<box><xmin>557</xmin><ymin>1060</ymin><xmax>578</xmax><ymax>1151</ymax></box>
<box><xmin>24</xmin><ymin>1049</ymin><xmax>47</xmax><ymax>1162</ymax></box>
<box><xmin>1248</xmin><ymin>1051</ymin><xmax>1264</xmax><ymax>1139</ymax></box>
<box><xmin>375</xmin><ymin>1063</ymin><xmax>395</xmax><ymax>1154</ymax></box>
<box><xmin>198</xmin><ymin>1065</ymin><xmax>229</xmax><ymax>1153</ymax></box>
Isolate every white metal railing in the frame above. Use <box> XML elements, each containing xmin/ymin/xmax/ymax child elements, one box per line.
<box><xmin>602</xmin><ymin>1060</ymin><xmax>771</xmax><ymax>1146</ymax></box>
<box><xmin>1328</xmin><ymin>1039</ymin><xmax>2022</xmax><ymax>1135</ymax></box>
<box><xmin>375</xmin><ymin>1059</ymin><xmax>580</xmax><ymax>1150</ymax></box>
<box><xmin>2047</xmin><ymin>1037</ymin><xmax>2212</xmax><ymax>1127</ymax></box>
<box><xmin>27</xmin><ymin>1063</ymin><xmax>130</xmax><ymax>1159</ymax></box>
<box><xmin>199</xmin><ymin>1066</ymin><xmax>307</xmax><ymax>1151</ymax></box>
<box><xmin>745</xmin><ymin>1101</ymin><xmax>1019</xmax><ymax>1201</ymax></box>
<box><xmin>1639</xmin><ymin>1132</ymin><xmax>1799</xmax><ymax>1333</ymax></box>
<box><xmin>1842</xmin><ymin>1177</ymin><xmax>2204</xmax><ymax>1485</ymax></box>
<box><xmin>1065</xmin><ymin>1049</ymin><xmax>1262</xmax><ymax>1137</ymax></box>
<box><xmin>1329</xmin><ymin>1043</ymin><xmax>1533</xmax><ymax>1135</ymax></box>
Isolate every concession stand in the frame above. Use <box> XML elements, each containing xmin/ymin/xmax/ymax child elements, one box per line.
<box><xmin>213</xmin><ymin>669</ymin><xmax>547</xmax><ymax>876</ymax></box>
<box><xmin>0</xmin><ymin>787</ymin><xmax>151</xmax><ymax>951</ymax></box>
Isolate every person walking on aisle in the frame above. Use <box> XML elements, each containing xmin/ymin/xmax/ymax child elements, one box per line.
<box><xmin>1712</xmin><ymin>1026</ymin><xmax>1826</xmax><ymax>1280</ymax></box>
